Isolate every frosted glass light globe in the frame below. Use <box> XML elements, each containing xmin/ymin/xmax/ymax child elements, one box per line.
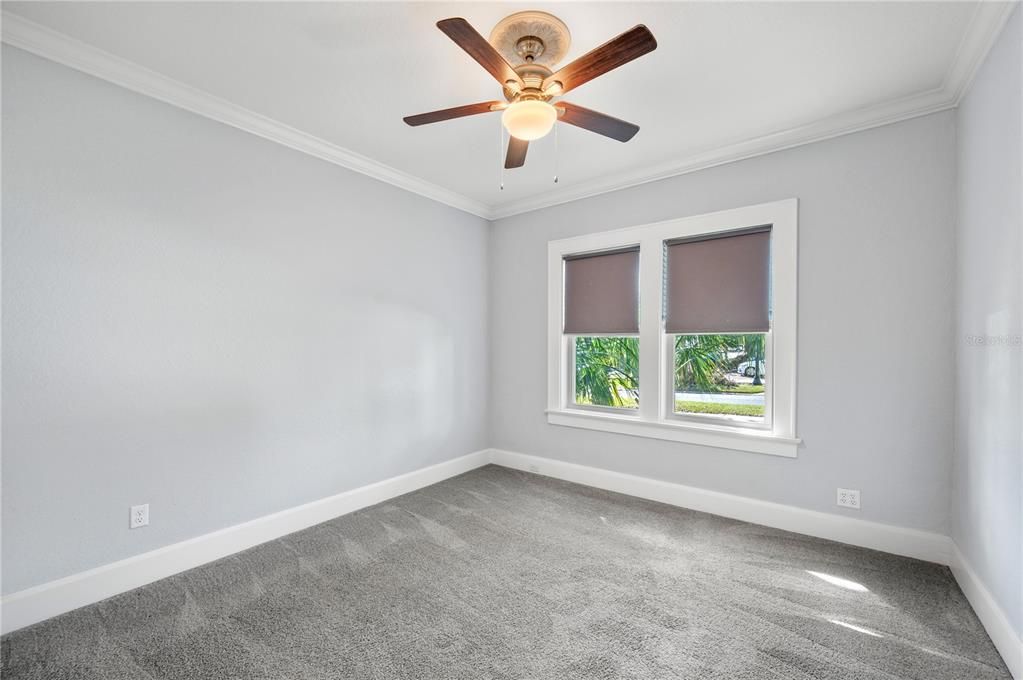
<box><xmin>501</xmin><ymin>100</ymin><xmax>557</xmax><ymax>141</ymax></box>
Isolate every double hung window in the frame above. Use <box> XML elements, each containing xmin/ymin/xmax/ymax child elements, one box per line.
<box><xmin>564</xmin><ymin>248</ymin><xmax>641</xmax><ymax>411</ymax></box>
<box><xmin>546</xmin><ymin>200</ymin><xmax>799</xmax><ymax>457</ymax></box>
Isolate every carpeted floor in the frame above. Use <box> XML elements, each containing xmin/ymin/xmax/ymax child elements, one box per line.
<box><xmin>1</xmin><ymin>465</ymin><xmax>1011</xmax><ymax>679</ymax></box>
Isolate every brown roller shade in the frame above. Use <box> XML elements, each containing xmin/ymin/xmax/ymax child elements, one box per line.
<box><xmin>563</xmin><ymin>248</ymin><xmax>640</xmax><ymax>334</ymax></box>
<box><xmin>666</xmin><ymin>229</ymin><xmax>770</xmax><ymax>333</ymax></box>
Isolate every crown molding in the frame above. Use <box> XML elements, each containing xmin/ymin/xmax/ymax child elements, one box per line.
<box><xmin>945</xmin><ymin>0</ymin><xmax>1019</xmax><ymax>105</ymax></box>
<box><xmin>0</xmin><ymin>11</ymin><xmax>494</xmax><ymax>220</ymax></box>
<box><xmin>3</xmin><ymin>3</ymin><xmax>1017</xmax><ymax>223</ymax></box>
<box><xmin>489</xmin><ymin>86</ymin><xmax>956</xmax><ymax>220</ymax></box>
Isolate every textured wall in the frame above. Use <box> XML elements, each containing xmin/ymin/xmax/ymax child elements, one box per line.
<box><xmin>490</xmin><ymin>111</ymin><xmax>957</xmax><ymax>534</ymax></box>
<box><xmin>953</xmin><ymin>7</ymin><xmax>1022</xmax><ymax>636</ymax></box>
<box><xmin>1</xmin><ymin>47</ymin><xmax>490</xmax><ymax>594</ymax></box>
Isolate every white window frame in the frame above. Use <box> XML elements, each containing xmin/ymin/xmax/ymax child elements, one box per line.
<box><xmin>546</xmin><ymin>199</ymin><xmax>800</xmax><ymax>458</ymax></box>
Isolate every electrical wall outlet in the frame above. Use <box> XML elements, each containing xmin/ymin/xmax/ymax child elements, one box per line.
<box><xmin>837</xmin><ymin>488</ymin><xmax>861</xmax><ymax>509</ymax></box>
<box><xmin>130</xmin><ymin>504</ymin><xmax>149</xmax><ymax>529</ymax></box>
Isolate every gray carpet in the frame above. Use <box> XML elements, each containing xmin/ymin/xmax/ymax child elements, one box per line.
<box><xmin>1</xmin><ymin>465</ymin><xmax>1011</xmax><ymax>679</ymax></box>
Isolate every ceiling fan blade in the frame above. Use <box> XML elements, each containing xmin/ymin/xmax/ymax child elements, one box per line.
<box><xmin>404</xmin><ymin>101</ymin><xmax>504</xmax><ymax>126</ymax></box>
<box><xmin>556</xmin><ymin>102</ymin><xmax>640</xmax><ymax>142</ymax></box>
<box><xmin>437</xmin><ymin>18</ymin><xmax>524</xmax><ymax>88</ymax></box>
<box><xmin>505</xmin><ymin>136</ymin><xmax>529</xmax><ymax>168</ymax></box>
<box><xmin>543</xmin><ymin>25</ymin><xmax>656</xmax><ymax>95</ymax></box>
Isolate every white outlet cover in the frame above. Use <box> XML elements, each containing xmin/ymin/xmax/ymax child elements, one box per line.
<box><xmin>130</xmin><ymin>503</ymin><xmax>149</xmax><ymax>529</ymax></box>
<box><xmin>836</xmin><ymin>488</ymin><xmax>861</xmax><ymax>509</ymax></box>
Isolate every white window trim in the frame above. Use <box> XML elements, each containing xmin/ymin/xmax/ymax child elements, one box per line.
<box><xmin>546</xmin><ymin>198</ymin><xmax>800</xmax><ymax>458</ymax></box>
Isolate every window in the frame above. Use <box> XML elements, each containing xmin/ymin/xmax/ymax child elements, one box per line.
<box><xmin>547</xmin><ymin>199</ymin><xmax>799</xmax><ymax>458</ymax></box>
<box><xmin>563</xmin><ymin>248</ymin><xmax>640</xmax><ymax>412</ymax></box>
<box><xmin>665</xmin><ymin>228</ymin><xmax>771</xmax><ymax>428</ymax></box>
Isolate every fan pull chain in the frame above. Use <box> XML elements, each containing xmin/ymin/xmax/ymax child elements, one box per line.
<box><xmin>499</xmin><ymin>121</ymin><xmax>505</xmax><ymax>191</ymax></box>
<box><xmin>553</xmin><ymin>121</ymin><xmax>559</xmax><ymax>184</ymax></box>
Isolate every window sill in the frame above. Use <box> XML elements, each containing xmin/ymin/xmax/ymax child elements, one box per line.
<box><xmin>546</xmin><ymin>409</ymin><xmax>801</xmax><ymax>458</ymax></box>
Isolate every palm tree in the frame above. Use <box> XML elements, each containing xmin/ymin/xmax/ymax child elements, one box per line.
<box><xmin>574</xmin><ymin>337</ymin><xmax>639</xmax><ymax>407</ymax></box>
<box><xmin>575</xmin><ymin>333</ymin><xmax>767</xmax><ymax>406</ymax></box>
<box><xmin>675</xmin><ymin>334</ymin><xmax>731</xmax><ymax>390</ymax></box>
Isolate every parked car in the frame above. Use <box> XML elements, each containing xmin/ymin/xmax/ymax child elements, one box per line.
<box><xmin>735</xmin><ymin>358</ymin><xmax>766</xmax><ymax>378</ymax></box>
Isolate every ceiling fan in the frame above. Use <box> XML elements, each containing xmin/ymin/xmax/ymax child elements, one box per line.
<box><xmin>403</xmin><ymin>11</ymin><xmax>657</xmax><ymax>170</ymax></box>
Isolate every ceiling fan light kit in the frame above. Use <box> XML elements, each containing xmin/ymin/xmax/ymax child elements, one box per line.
<box><xmin>404</xmin><ymin>10</ymin><xmax>656</xmax><ymax>172</ymax></box>
<box><xmin>502</xmin><ymin>100</ymin><xmax>558</xmax><ymax>141</ymax></box>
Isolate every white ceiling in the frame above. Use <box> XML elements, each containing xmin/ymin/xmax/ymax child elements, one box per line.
<box><xmin>3</xmin><ymin>2</ymin><xmax>1015</xmax><ymax>218</ymax></box>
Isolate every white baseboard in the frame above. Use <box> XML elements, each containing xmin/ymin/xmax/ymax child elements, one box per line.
<box><xmin>488</xmin><ymin>449</ymin><xmax>954</xmax><ymax>565</ymax></box>
<box><xmin>950</xmin><ymin>543</ymin><xmax>1023</xmax><ymax>680</ymax></box>
<box><xmin>0</xmin><ymin>449</ymin><xmax>490</xmax><ymax>635</ymax></box>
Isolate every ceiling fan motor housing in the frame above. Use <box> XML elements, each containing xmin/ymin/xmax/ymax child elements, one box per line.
<box><xmin>503</xmin><ymin>62</ymin><xmax>554</xmax><ymax>102</ymax></box>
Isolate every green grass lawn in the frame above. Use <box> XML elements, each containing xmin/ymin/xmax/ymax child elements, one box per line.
<box><xmin>720</xmin><ymin>384</ymin><xmax>765</xmax><ymax>394</ymax></box>
<box><xmin>574</xmin><ymin>394</ymin><xmax>764</xmax><ymax>417</ymax></box>
<box><xmin>675</xmin><ymin>401</ymin><xmax>764</xmax><ymax>417</ymax></box>
<box><xmin>679</xmin><ymin>384</ymin><xmax>764</xmax><ymax>394</ymax></box>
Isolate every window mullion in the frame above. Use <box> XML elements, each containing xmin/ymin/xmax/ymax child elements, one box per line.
<box><xmin>637</xmin><ymin>237</ymin><xmax>663</xmax><ymax>422</ymax></box>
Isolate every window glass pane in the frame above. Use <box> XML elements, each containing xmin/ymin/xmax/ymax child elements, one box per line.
<box><xmin>674</xmin><ymin>334</ymin><xmax>766</xmax><ymax>422</ymax></box>
<box><xmin>574</xmin><ymin>337</ymin><xmax>639</xmax><ymax>409</ymax></box>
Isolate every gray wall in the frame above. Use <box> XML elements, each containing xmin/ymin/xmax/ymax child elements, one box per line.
<box><xmin>490</xmin><ymin>111</ymin><xmax>957</xmax><ymax>533</ymax></box>
<box><xmin>1</xmin><ymin>47</ymin><xmax>490</xmax><ymax>595</ymax></box>
<box><xmin>953</xmin><ymin>8</ymin><xmax>1022</xmax><ymax>635</ymax></box>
